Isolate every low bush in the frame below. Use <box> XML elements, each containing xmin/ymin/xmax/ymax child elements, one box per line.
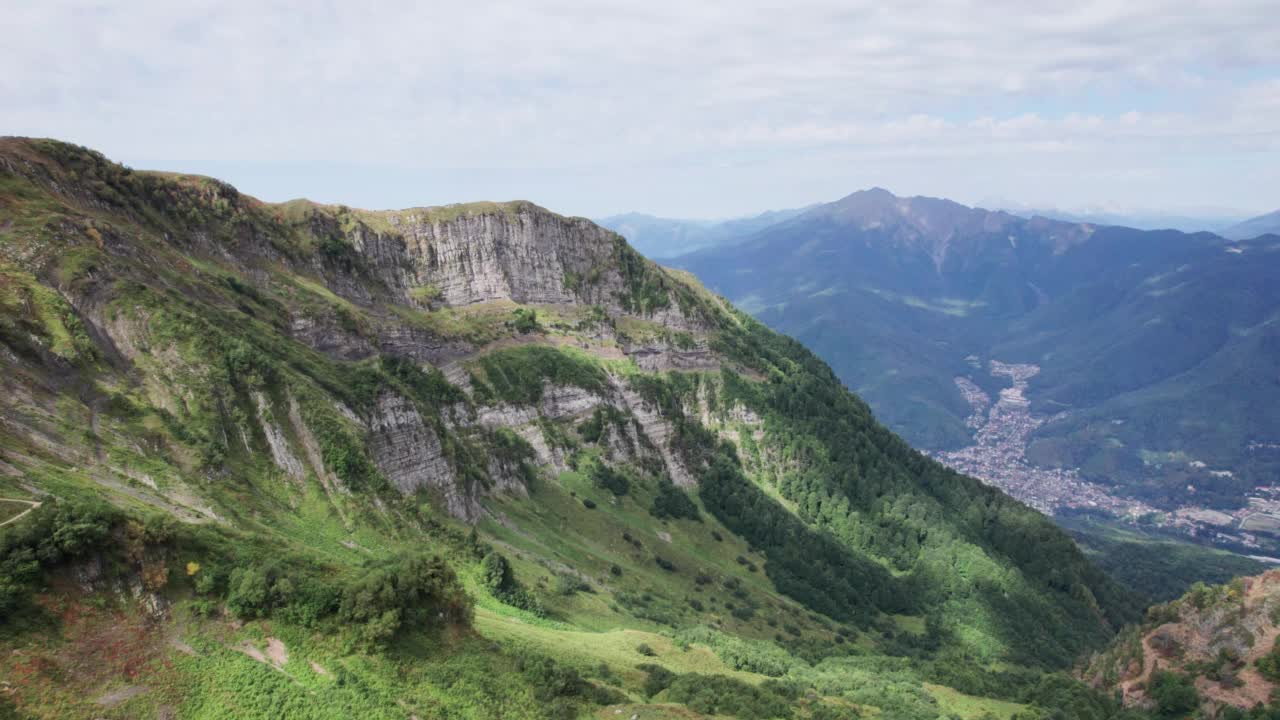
<box><xmin>480</xmin><ymin>551</ymin><xmax>545</xmax><ymax>616</ymax></box>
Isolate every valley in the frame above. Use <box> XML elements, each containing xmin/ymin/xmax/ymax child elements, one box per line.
<box><xmin>672</xmin><ymin>188</ymin><xmax>1280</xmax><ymax>560</ymax></box>
<box><xmin>934</xmin><ymin>361</ymin><xmax>1154</xmax><ymax>519</ymax></box>
<box><xmin>935</xmin><ymin>360</ymin><xmax>1280</xmax><ymax>560</ymax></box>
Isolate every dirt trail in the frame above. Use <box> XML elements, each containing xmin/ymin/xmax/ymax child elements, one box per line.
<box><xmin>1121</xmin><ymin>572</ymin><xmax>1280</xmax><ymax>707</ymax></box>
<box><xmin>94</xmin><ymin>684</ymin><xmax>149</xmax><ymax>707</ymax></box>
<box><xmin>1120</xmin><ymin>629</ymin><xmax>1169</xmax><ymax>701</ymax></box>
<box><xmin>1199</xmin><ymin>576</ymin><xmax>1280</xmax><ymax>708</ymax></box>
<box><xmin>0</xmin><ymin>498</ymin><xmax>40</xmax><ymax>527</ymax></box>
<box><xmin>237</xmin><ymin>637</ymin><xmax>289</xmax><ymax>670</ymax></box>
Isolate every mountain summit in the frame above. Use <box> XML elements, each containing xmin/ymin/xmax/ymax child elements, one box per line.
<box><xmin>673</xmin><ymin>187</ymin><xmax>1280</xmax><ymax>517</ymax></box>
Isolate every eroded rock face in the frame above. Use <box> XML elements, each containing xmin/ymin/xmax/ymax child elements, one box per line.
<box><xmin>253</xmin><ymin>392</ymin><xmax>305</xmax><ymax>480</ymax></box>
<box><xmin>391</xmin><ymin>209</ymin><xmax>620</xmax><ymax>308</ymax></box>
<box><xmin>289</xmin><ymin>314</ymin><xmax>374</xmax><ymax>361</ymax></box>
<box><xmin>617</xmin><ymin>385</ymin><xmax>697</xmax><ymax>488</ymax></box>
<box><xmin>339</xmin><ymin>205</ymin><xmax>706</xmax><ymax>332</ymax></box>
<box><xmin>474</xmin><ymin>384</ymin><xmax>607</xmax><ymax>429</ymax></box>
<box><xmin>515</xmin><ymin>423</ymin><xmax>572</xmax><ymax>475</ymax></box>
<box><xmin>364</xmin><ymin>393</ymin><xmax>478</xmax><ymax>517</ymax></box>
<box><xmin>626</xmin><ymin>340</ymin><xmax>718</xmax><ymax>372</ymax></box>
<box><xmin>1087</xmin><ymin>570</ymin><xmax>1280</xmax><ymax>712</ymax></box>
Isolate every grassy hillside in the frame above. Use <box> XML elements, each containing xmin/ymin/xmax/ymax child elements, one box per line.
<box><xmin>0</xmin><ymin>138</ymin><xmax>1144</xmax><ymax>719</ymax></box>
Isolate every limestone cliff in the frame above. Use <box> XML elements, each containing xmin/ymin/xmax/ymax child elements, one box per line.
<box><xmin>0</xmin><ymin>137</ymin><xmax>731</xmax><ymax>523</ymax></box>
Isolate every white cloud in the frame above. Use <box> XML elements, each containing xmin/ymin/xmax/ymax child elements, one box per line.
<box><xmin>1</xmin><ymin>0</ymin><xmax>1277</xmax><ymax>216</ymax></box>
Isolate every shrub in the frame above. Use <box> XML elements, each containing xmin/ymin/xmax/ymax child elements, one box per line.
<box><xmin>665</xmin><ymin>673</ymin><xmax>793</xmax><ymax>719</ymax></box>
<box><xmin>578</xmin><ymin>405</ymin><xmax>629</xmax><ymax>445</ymax></box>
<box><xmin>636</xmin><ymin>643</ymin><xmax>657</xmax><ymax>657</ymax></box>
<box><xmin>0</xmin><ymin>500</ymin><xmax>117</xmax><ymax>619</ymax></box>
<box><xmin>650</xmin><ymin>478</ymin><xmax>700</xmax><ymax>521</ymax></box>
<box><xmin>1148</xmin><ymin>671</ymin><xmax>1199</xmax><ymax>719</ymax></box>
<box><xmin>554</xmin><ymin>572</ymin><xmax>590</xmax><ymax>596</ymax></box>
<box><xmin>637</xmin><ymin>663</ymin><xmax>675</xmax><ymax>697</ymax></box>
<box><xmin>674</xmin><ymin>626</ymin><xmax>796</xmax><ymax>677</ymax></box>
<box><xmin>226</xmin><ymin>565</ymin><xmax>276</xmax><ymax>618</ymax></box>
<box><xmin>518</xmin><ymin>655</ymin><xmax>585</xmax><ymax>702</ymax></box>
<box><xmin>338</xmin><ymin>553</ymin><xmax>471</xmax><ymax>648</ymax></box>
<box><xmin>480</xmin><ymin>551</ymin><xmax>544</xmax><ymax>616</ymax></box>
<box><xmin>512</xmin><ymin>307</ymin><xmax>539</xmax><ymax>334</ymax></box>
<box><xmin>590</xmin><ymin>463</ymin><xmax>630</xmax><ymax>496</ymax></box>
<box><xmin>408</xmin><ymin>284</ymin><xmax>442</xmax><ymax>305</ymax></box>
<box><xmin>1256</xmin><ymin>638</ymin><xmax>1280</xmax><ymax>681</ymax></box>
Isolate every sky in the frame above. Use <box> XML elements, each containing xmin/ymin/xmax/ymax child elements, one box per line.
<box><xmin>4</xmin><ymin>0</ymin><xmax>1279</xmax><ymax>220</ymax></box>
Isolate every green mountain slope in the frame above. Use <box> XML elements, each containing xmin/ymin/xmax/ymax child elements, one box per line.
<box><xmin>1</xmin><ymin>139</ymin><xmax>1138</xmax><ymax>719</ymax></box>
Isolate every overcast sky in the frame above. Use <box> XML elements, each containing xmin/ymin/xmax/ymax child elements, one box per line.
<box><xmin>4</xmin><ymin>1</ymin><xmax>1278</xmax><ymax>219</ymax></box>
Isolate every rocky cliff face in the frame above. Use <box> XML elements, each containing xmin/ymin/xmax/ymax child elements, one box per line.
<box><xmin>325</xmin><ymin>201</ymin><xmax>708</xmax><ymax>329</ymax></box>
<box><xmin>377</xmin><ymin>207</ymin><xmax>613</xmax><ymax>307</ymax></box>
<box><xmin>366</xmin><ymin>392</ymin><xmax>467</xmax><ymax>512</ymax></box>
<box><xmin>0</xmin><ymin>137</ymin><xmax>729</xmax><ymax>525</ymax></box>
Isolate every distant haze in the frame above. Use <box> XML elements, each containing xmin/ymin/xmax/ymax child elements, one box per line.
<box><xmin>4</xmin><ymin>1</ymin><xmax>1278</xmax><ymax>219</ymax></box>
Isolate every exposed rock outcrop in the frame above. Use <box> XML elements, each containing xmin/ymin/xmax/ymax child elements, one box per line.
<box><xmin>617</xmin><ymin>385</ymin><xmax>696</xmax><ymax>488</ymax></box>
<box><xmin>1086</xmin><ymin>571</ymin><xmax>1280</xmax><ymax>713</ymax></box>
<box><xmin>366</xmin><ymin>393</ymin><xmax>457</xmax><ymax>496</ymax></box>
<box><xmin>253</xmin><ymin>392</ymin><xmax>305</xmax><ymax>480</ymax></box>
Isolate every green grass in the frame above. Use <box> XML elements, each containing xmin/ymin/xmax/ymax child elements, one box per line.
<box><xmin>0</xmin><ymin>500</ymin><xmax>31</xmax><ymax>524</ymax></box>
<box><xmin>924</xmin><ymin>683</ymin><xmax>1027</xmax><ymax>719</ymax></box>
<box><xmin>477</xmin><ymin>467</ymin><xmax>825</xmax><ymax>644</ymax></box>
<box><xmin>468</xmin><ymin>345</ymin><xmax>610</xmax><ymax>406</ymax></box>
<box><xmin>475</xmin><ymin>608</ymin><xmax>753</xmax><ymax>685</ymax></box>
<box><xmin>892</xmin><ymin>614</ymin><xmax>927</xmax><ymax>635</ymax></box>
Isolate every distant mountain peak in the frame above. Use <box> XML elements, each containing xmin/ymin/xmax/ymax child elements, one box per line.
<box><xmin>1224</xmin><ymin>208</ymin><xmax>1280</xmax><ymax>240</ymax></box>
<box><xmin>804</xmin><ymin>187</ymin><xmax>1041</xmax><ymax>268</ymax></box>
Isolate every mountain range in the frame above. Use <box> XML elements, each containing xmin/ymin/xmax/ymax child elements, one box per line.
<box><xmin>993</xmin><ymin>206</ymin><xmax>1252</xmax><ymax>234</ymax></box>
<box><xmin>669</xmin><ymin>189</ymin><xmax>1280</xmax><ymax>520</ymax></box>
<box><xmin>596</xmin><ymin>207</ymin><xmax>809</xmax><ymax>258</ymax></box>
<box><xmin>599</xmin><ymin>204</ymin><xmax>1280</xmax><ymax>260</ymax></box>
<box><xmin>1223</xmin><ymin>209</ymin><xmax>1280</xmax><ymax>240</ymax></box>
<box><xmin>0</xmin><ymin>138</ymin><xmax>1180</xmax><ymax>719</ymax></box>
